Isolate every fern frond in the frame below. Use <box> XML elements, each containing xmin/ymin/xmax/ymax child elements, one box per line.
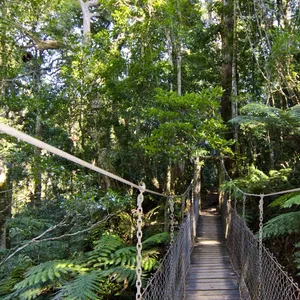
<box><xmin>56</xmin><ymin>270</ymin><xmax>104</xmax><ymax>300</ymax></box>
<box><xmin>15</xmin><ymin>260</ymin><xmax>85</xmax><ymax>290</ymax></box>
<box><xmin>3</xmin><ymin>260</ymin><xmax>86</xmax><ymax>300</ymax></box>
<box><xmin>88</xmin><ymin>234</ymin><xmax>124</xmax><ymax>268</ymax></box>
<box><xmin>110</xmin><ymin>246</ymin><xmax>136</xmax><ymax>267</ymax></box>
<box><xmin>269</xmin><ymin>192</ymin><xmax>300</xmax><ymax>208</ymax></box>
<box><xmin>282</xmin><ymin>194</ymin><xmax>300</xmax><ymax>208</ymax></box>
<box><xmin>262</xmin><ymin>212</ymin><xmax>300</xmax><ymax>239</ymax></box>
<box><xmin>289</xmin><ymin>104</ymin><xmax>300</xmax><ymax>120</ymax></box>
<box><xmin>93</xmin><ymin>234</ymin><xmax>124</xmax><ymax>252</ymax></box>
<box><xmin>142</xmin><ymin>252</ymin><xmax>159</xmax><ymax>271</ymax></box>
<box><xmin>101</xmin><ymin>266</ymin><xmax>137</xmax><ymax>286</ymax></box>
<box><xmin>0</xmin><ymin>264</ymin><xmax>29</xmax><ymax>297</ymax></box>
<box><xmin>143</xmin><ymin>232</ymin><xmax>170</xmax><ymax>248</ymax></box>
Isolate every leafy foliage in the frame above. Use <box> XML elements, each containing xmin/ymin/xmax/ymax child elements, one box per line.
<box><xmin>4</xmin><ymin>260</ymin><xmax>85</xmax><ymax>300</ymax></box>
<box><xmin>262</xmin><ymin>212</ymin><xmax>300</xmax><ymax>240</ymax></box>
<box><xmin>294</xmin><ymin>243</ymin><xmax>300</xmax><ymax>276</ymax></box>
<box><xmin>55</xmin><ymin>270</ymin><xmax>105</xmax><ymax>300</ymax></box>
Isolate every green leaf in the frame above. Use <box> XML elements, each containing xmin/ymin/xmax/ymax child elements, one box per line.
<box><xmin>262</xmin><ymin>212</ymin><xmax>300</xmax><ymax>239</ymax></box>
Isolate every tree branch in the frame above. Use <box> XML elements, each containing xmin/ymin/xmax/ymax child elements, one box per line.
<box><xmin>87</xmin><ymin>0</ymin><xmax>99</xmax><ymax>7</ymax></box>
<box><xmin>0</xmin><ymin>213</ymin><xmax>115</xmax><ymax>266</ymax></box>
<box><xmin>0</xmin><ymin>219</ymin><xmax>67</xmax><ymax>265</ymax></box>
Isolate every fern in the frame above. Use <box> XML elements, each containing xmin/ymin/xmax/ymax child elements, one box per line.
<box><xmin>294</xmin><ymin>243</ymin><xmax>300</xmax><ymax>276</ymax></box>
<box><xmin>101</xmin><ymin>266</ymin><xmax>137</xmax><ymax>286</ymax></box>
<box><xmin>15</xmin><ymin>260</ymin><xmax>85</xmax><ymax>289</ymax></box>
<box><xmin>110</xmin><ymin>246</ymin><xmax>136</xmax><ymax>267</ymax></box>
<box><xmin>87</xmin><ymin>234</ymin><xmax>124</xmax><ymax>267</ymax></box>
<box><xmin>55</xmin><ymin>270</ymin><xmax>104</xmax><ymax>300</ymax></box>
<box><xmin>142</xmin><ymin>250</ymin><xmax>159</xmax><ymax>271</ymax></box>
<box><xmin>0</xmin><ymin>255</ymin><xmax>32</xmax><ymax>297</ymax></box>
<box><xmin>3</xmin><ymin>260</ymin><xmax>85</xmax><ymax>300</ymax></box>
<box><xmin>282</xmin><ymin>194</ymin><xmax>300</xmax><ymax>208</ymax></box>
<box><xmin>262</xmin><ymin>212</ymin><xmax>300</xmax><ymax>239</ymax></box>
<box><xmin>269</xmin><ymin>192</ymin><xmax>300</xmax><ymax>208</ymax></box>
<box><xmin>0</xmin><ymin>265</ymin><xmax>27</xmax><ymax>297</ymax></box>
<box><xmin>143</xmin><ymin>232</ymin><xmax>170</xmax><ymax>248</ymax></box>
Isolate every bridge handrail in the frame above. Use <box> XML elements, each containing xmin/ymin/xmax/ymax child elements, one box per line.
<box><xmin>227</xmin><ymin>204</ymin><xmax>300</xmax><ymax>300</ymax></box>
<box><xmin>142</xmin><ymin>196</ymin><xmax>198</xmax><ymax>300</ymax></box>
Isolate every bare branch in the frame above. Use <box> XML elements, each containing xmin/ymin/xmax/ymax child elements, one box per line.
<box><xmin>0</xmin><ymin>220</ymin><xmax>67</xmax><ymax>265</ymax></box>
<box><xmin>0</xmin><ymin>204</ymin><xmax>11</xmax><ymax>214</ymax></box>
<box><xmin>0</xmin><ymin>213</ymin><xmax>115</xmax><ymax>266</ymax></box>
<box><xmin>36</xmin><ymin>214</ymin><xmax>113</xmax><ymax>242</ymax></box>
<box><xmin>0</xmin><ymin>18</ymin><xmax>60</xmax><ymax>50</ymax></box>
<box><xmin>87</xmin><ymin>0</ymin><xmax>99</xmax><ymax>7</ymax></box>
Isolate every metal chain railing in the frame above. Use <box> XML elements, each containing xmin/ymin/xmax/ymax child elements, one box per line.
<box><xmin>226</xmin><ymin>203</ymin><xmax>300</xmax><ymax>300</ymax></box>
<box><xmin>142</xmin><ymin>190</ymin><xmax>197</xmax><ymax>300</ymax></box>
<box><xmin>169</xmin><ymin>197</ymin><xmax>175</xmax><ymax>244</ymax></box>
<box><xmin>136</xmin><ymin>184</ymin><xmax>145</xmax><ymax>300</ymax></box>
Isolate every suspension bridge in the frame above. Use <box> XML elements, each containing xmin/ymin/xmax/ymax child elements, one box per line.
<box><xmin>1</xmin><ymin>123</ymin><xmax>300</xmax><ymax>300</ymax></box>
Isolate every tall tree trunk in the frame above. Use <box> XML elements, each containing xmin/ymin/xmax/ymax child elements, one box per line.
<box><xmin>0</xmin><ymin>2</ymin><xmax>12</xmax><ymax>249</ymax></box>
<box><xmin>0</xmin><ymin>166</ymin><xmax>12</xmax><ymax>249</ymax></box>
<box><xmin>176</xmin><ymin>0</ymin><xmax>182</xmax><ymax>96</ymax></box>
<box><xmin>32</xmin><ymin>52</ymin><xmax>43</xmax><ymax>206</ymax></box>
<box><xmin>220</xmin><ymin>0</ymin><xmax>233</xmax><ymax>124</ymax></box>
<box><xmin>78</xmin><ymin>0</ymin><xmax>100</xmax><ymax>40</ymax></box>
<box><xmin>232</xmin><ymin>0</ymin><xmax>239</xmax><ymax>147</ymax></box>
<box><xmin>206</xmin><ymin>0</ymin><xmax>213</xmax><ymax>24</ymax></box>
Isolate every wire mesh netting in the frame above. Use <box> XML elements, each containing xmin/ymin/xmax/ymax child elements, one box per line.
<box><xmin>227</xmin><ymin>207</ymin><xmax>300</xmax><ymax>300</ymax></box>
<box><xmin>142</xmin><ymin>206</ymin><xmax>196</xmax><ymax>300</ymax></box>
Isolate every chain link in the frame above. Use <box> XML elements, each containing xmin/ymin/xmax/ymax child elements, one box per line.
<box><xmin>169</xmin><ymin>197</ymin><xmax>175</xmax><ymax>244</ymax></box>
<box><xmin>258</xmin><ymin>195</ymin><xmax>264</xmax><ymax>300</ymax></box>
<box><xmin>136</xmin><ymin>183</ymin><xmax>145</xmax><ymax>300</ymax></box>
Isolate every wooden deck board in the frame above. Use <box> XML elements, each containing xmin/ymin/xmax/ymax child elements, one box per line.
<box><xmin>184</xmin><ymin>209</ymin><xmax>240</xmax><ymax>299</ymax></box>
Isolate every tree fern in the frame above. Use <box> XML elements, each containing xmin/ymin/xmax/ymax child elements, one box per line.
<box><xmin>142</xmin><ymin>232</ymin><xmax>170</xmax><ymax>248</ymax></box>
<box><xmin>101</xmin><ymin>266</ymin><xmax>137</xmax><ymax>286</ymax></box>
<box><xmin>110</xmin><ymin>246</ymin><xmax>136</xmax><ymax>267</ymax></box>
<box><xmin>0</xmin><ymin>265</ymin><xmax>28</xmax><ymax>297</ymax></box>
<box><xmin>142</xmin><ymin>250</ymin><xmax>159</xmax><ymax>271</ymax></box>
<box><xmin>55</xmin><ymin>270</ymin><xmax>104</xmax><ymax>300</ymax></box>
<box><xmin>282</xmin><ymin>194</ymin><xmax>300</xmax><ymax>208</ymax></box>
<box><xmin>269</xmin><ymin>192</ymin><xmax>300</xmax><ymax>208</ymax></box>
<box><xmin>262</xmin><ymin>212</ymin><xmax>300</xmax><ymax>239</ymax></box>
<box><xmin>4</xmin><ymin>260</ymin><xmax>85</xmax><ymax>300</ymax></box>
<box><xmin>87</xmin><ymin>234</ymin><xmax>124</xmax><ymax>267</ymax></box>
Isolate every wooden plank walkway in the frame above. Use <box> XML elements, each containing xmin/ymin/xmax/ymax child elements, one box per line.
<box><xmin>185</xmin><ymin>209</ymin><xmax>240</xmax><ymax>300</ymax></box>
